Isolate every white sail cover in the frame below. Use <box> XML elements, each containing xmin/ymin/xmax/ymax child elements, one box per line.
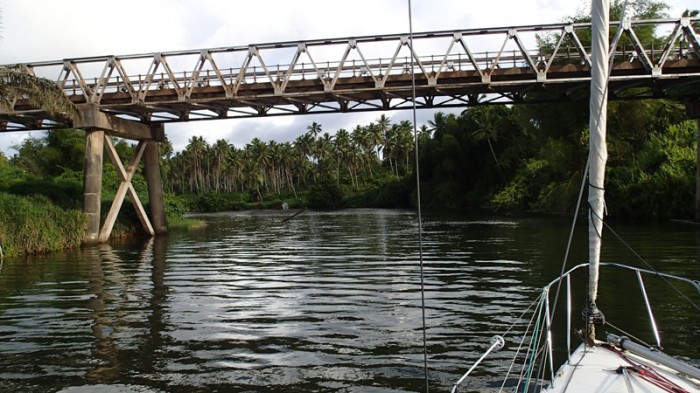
<box><xmin>588</xmin><ymin>0</ymin><xmax>609</xmax><ymax>303</ymax></box>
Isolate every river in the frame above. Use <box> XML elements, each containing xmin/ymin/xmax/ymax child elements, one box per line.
<box><xmin>0</xmin><ymin>209</ymin><xmax>698</xmax><ymax>392</ymax></box>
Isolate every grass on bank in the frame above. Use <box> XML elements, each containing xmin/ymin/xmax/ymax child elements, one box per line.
<box><xmin>0</xmin><ymin>192</ymin><xmax>85</xmax><ymax>257</ymax></box>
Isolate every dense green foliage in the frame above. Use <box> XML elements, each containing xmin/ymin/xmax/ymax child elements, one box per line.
<box><xmin>0</xmin><ymin>192</ymin><xmax>85</xmax><ymax>257</ymax></box>
<box><xmin>420</xmin><ymin>101</ymin><xmax>695</xmax><ymax>219</ymax></box>
<box><xmin>308</xmin><ymin>181</ymin><xmax>345</xmax><ymax>209</ymax></box>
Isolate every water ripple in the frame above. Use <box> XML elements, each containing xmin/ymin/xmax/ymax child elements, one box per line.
<box><xmin>1</xmin><ymin>210</ymin><xmax>698</xmax><ymax>392</ymax></box>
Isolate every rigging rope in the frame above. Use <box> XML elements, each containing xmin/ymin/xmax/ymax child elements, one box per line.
<box><xmin>406</xmin><ymin>1</ymin><xmax>429</xmax><ymax>391</ymax></box>
<box><xmin>603</xmin><ymin>344</ymin><xmax>691</xmax><ymax>393</ymax></box>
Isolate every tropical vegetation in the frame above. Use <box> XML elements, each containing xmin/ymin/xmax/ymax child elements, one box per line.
<box><xmin>0</xmin><ymin>63</ymin><xmax>83</xmax><ymax>257</ymax></box>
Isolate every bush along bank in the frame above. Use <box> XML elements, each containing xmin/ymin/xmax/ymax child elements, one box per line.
<box><xmin>0</xmin><ymin>192</ymin><xmax>86</xmax><ymax>257</ymax></box>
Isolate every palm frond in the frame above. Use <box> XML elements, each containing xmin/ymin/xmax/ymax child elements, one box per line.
<box><xmin>0</xmin><ymin>64</ymin><xmax>81</xmax><ymax>121</ymax></box>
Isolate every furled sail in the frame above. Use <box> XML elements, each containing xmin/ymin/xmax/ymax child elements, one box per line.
<box><xmin>588</xmin><ymin>0</ymin><xmax>609</xmax><ymax>307</ymax></box>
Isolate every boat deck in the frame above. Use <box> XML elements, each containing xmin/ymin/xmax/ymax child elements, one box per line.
<box><xmin>544</xmin><ymin>342</ymin><xmax>700</xmax><ymax>392</ymax></box>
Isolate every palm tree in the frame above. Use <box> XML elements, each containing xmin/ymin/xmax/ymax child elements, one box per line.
<box><xmin>186</xmin><ymin>136</ymin><xmax>208</xmax><ymax>193</ymax></box>
<box><xmin>366</xmin><ymin>122</ymin><xmax>383</xmax><ymax>161</ymax></box>
<box><xmin>315</xmin><ymin>132</ymin><xmax>334</xmax><ymax>181</ymax></box>
<box><xmin>333</xmin><ymin>128</ymin><xmax>351</xmax><ymax>184</ymax></box>
<box><xmin>224</xmin><ymin>147</ymin><xmax>243</xmax><ymax>192</ymax></box>
<box><xmin>397</xmin><ymin>120</ymin><xmax>414</xmax><ymax>175</ymax></box>
<box><xmin>245</xmin><ymin>138</ymin><xmax>271</xmax><ymax>199</ymax></box>
<box><xmin>351</xmin><ymin>124</ymin><xmax>375</xmax><ymax>178</ymax></box>
<box><xmin>306</xmin><ymin>121</ymin><xmax>323</xmax><ymax>140</ymax></box>
<box><xmin>278</xmin><ymin>142</ymin><xmax>297</xmax><ymax>198</ymax></box>
<box><xmin>418</xmin><ymin>124</ymin><xmax>432</xmax><ymax>144</ymax></box>
<box><xmin>0</xmin><ymin>65</ymin><xmax>80</xmax><ymax>121</ymax></box>
<box><xmin>293</xmin><ymin>134</ymin><xmax>314</xmax><ymax>184</ymax></box>
<box><xmin>347</xmin><ymin>143</ymin><xmax>364</xmax><ymax>188</ymax></box>
<box><xmin>158</xmin><ymin>136</ymin><xmax>174</xmax><ymax>161</ymax></box>
<box><xmin>267</xmin><ymin>140</ymin><xmax>283</xmax><ymax>194</ymax></box>
<box><xmin>384</xmin><ymin>124</ymin><xmax>399</xmax><ymax>176</ymax></box>
<box><xmin>376</xmin><ymin>114</ymin><xmax>392</xmax><ymax>160</ymax></box>
<box><xmin>428</xmin><ymin>112</ymin><xmax>453</xmax><ymax>140</ymax></box>
<box><xmin>211</xmin><ymin>139</ymin><xmax>231</xmax><ymax>193</ymax></box>
<box><xmin>469</xmin><ymin>106</ymin><xmax>509</xmax><ymax>168</ymax></box>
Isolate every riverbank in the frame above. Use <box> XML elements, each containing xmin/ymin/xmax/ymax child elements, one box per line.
<box><xmin>0</xmin><ymin>179</ymin><xmax>395</xmax><ymax>257</ymax></box>
<box><xmin>2</xmin><ymin>171</ymin><xmax>696</xmax><ymax>257</ymax></box>
<box><xmin>0</xmin><ymin>191</ymin><xmax>206</xmax><ymax>258</ymax></box>
<box><xmin>0</xmin><ymin>192</ymin><xmax>85</xmax><ymax>257</ymax></box>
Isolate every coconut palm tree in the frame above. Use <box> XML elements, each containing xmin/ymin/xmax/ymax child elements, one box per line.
<box><xmin>315</xmin><ymin>132</ymin><xmax>334</xmax><ymax>181</ymax></box>
<box><xmin>397</xmin><ymin>120</ymin><xmax>414</xmax><ymax>175</ymax></box>
<box><xmin>186</xmin><ymin>136</ymin><xmax>208</xmax><ymax>193</ymax></box>
<box><xmin>306</xmin><ymin>121</ymin><xmax>323</xmax><ymax>140</ymax></box>
<box><xmin>384</xmin><ymin>124</ymin><xmax>400</xmax><ymax>176</ymax></box>
<box><xmin>293</xmin><ymin>134</ymin><xmax>314</xmax><ymax>184</ymax></box>
<box><xmin>224</xmin><ymin>147</ymin><xmax>243</xmax><ymax>192</ymax></box>
<box><xmin>376</xmin><ymin>114</ymin><xmax>392</xmax><ymax>160</ymax></box>
<box><xmin>418</xmin><ymin>124</ymin><xmax>432</xmax><ymax>144</ymax></box>
<box><xmin>351</xmin><ymin>124</ymin><xmax>376</xmax><ymax>178</ymax></box>
<box><xmin>469</xmin><ymin>106</ymin><xmax>509</xmax><ymax>168</ymax></box>
<box><xmin>245</xmin><ymin>138</ymin><xmax>271</xmax><ymax>199</ymax></box>
<box><xmin>211</xmin><ymin>139</ymin><xmax>231</xmax><ymax>193</ymax></box>
<box><xmin>278</xmin><ymin>142</ymin><xmax>297</xmax><ymax>198</ymax></box>
<box><xmin>428</xmin><ymin>112</ymin><xmax>452</xmax><ymax>140</ymax></box>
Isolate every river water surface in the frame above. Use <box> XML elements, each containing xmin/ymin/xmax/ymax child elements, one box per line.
<box><xmin>0</xmin><ymin>209</ymin><xmax>698</xmax><ymax>392</ymax></box>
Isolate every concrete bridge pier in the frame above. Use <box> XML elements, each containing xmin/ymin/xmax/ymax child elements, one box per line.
<box><xmin>143</xmin><ymin>140</ymin><xmax>168</xmax><ymax>236</ymax></box>
<box><xmin>77</xmin><ymin>104</ymin><xmax>166</xmax><ymax>245</ymax></box>
<box><xmin>83</xmin><ymin>130</ymin><xmax>105</xmax><ymax>244</ymax></box>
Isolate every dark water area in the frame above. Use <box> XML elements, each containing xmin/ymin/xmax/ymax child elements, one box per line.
<box><xmin>0</xmin><ymin>209</ymin><xmax>698</xmax><ymax>392</ymax></box>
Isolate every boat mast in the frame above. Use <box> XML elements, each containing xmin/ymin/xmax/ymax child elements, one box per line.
<box><xmin>586</xmin><ymin>0</ymin><xmax>609</xmax><ymax>339</ymax></box>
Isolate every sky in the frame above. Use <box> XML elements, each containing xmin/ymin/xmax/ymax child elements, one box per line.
<box><xmin>0</xmin><ymin>0</ymin><xmax>693</xmax><ymax>154</ymax></box>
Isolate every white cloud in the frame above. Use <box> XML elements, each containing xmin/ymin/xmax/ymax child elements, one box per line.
<box><xmin>0</xmin><ymin>0</ymin><xmax>691</xmax><ymax>154</ymax></box>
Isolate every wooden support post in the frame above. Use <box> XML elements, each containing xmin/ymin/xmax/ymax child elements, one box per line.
<box><xmin>143</xmin><ymin>140</ymin><xmax>168</xmax><ymax>235</ymax></box>
<box><xmin>83</xmin><ymin>130</ymin><xmax>105</xmax><ymax>245</ymax></box>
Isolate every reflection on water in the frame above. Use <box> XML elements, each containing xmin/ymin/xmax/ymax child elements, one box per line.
<box><xmin>0</xmin><ymin>209</ymin><xmax>698</xmax><ymax>392</ymax></box>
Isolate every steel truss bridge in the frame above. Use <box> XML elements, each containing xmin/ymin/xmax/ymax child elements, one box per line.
<box><xmin>2</xmin><ymin>17</ymin><xmax>699</xmax><ymax>131</ymax></box>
